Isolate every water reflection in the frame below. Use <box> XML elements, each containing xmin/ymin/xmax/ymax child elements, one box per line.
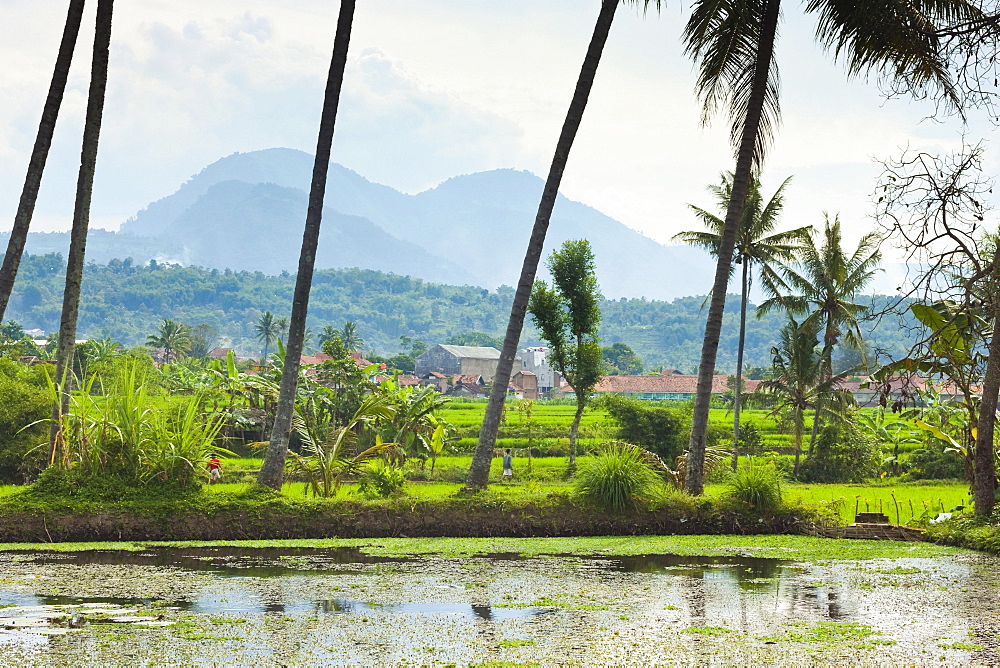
<box><xmin>20</xmin><ymin>546</ymin><xmax>410</xmax><ymax>577</ymax></box>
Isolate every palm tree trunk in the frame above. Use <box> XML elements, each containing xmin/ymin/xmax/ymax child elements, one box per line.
<box><xmin>0</xmin><ymin>0</ymin><xmax>86</xmax><ymax>322</ymax></box>
<box><xmin>974</xmin><ymin>255</ymin><xmax>1000</xmax><ymax>516</ymax></box>
<box><xmin>50</xmin><ymin>0</ymin><xmax>113</xmax><ymax>464</ymax></box>
<box><xmin>258</xmin><ymin>0</ymin><xmax>355</xmax><ymax>490</ymax></box>
<box><xmin>731</xmin><ymin>258</ymin><xmax>750</xmax><ymax>469</ymax></box>
<box><xmin>687</xmin><ymin>0</ymin><xmax>781</xmax><ymax>495</ymax></box>
<box><xmin>466</xmin><ymin>0</ymin><xmax>619</xmax><ymax>489</ymax></box>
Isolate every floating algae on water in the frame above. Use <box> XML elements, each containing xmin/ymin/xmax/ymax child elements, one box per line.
<box><xmin>0</xmin><ymin>544</ymin><xmax>999</xmax><ymax>663</ymax></box>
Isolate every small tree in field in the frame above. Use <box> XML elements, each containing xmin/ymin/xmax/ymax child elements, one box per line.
<box><xmin>529</xmin><ymin>239</ymin><xmax>603</xmax><ymax>468</ymax></box>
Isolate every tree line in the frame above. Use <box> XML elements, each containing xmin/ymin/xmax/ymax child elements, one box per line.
<box><xmin>0</xmin><ymin>251</ymin><xmax>919</xmax><ymax>372</ymax></box>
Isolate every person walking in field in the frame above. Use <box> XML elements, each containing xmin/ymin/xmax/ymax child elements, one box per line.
<box><xmin>501</xmin><ymin>449</ymin><xmax>513</xmax><ymax>483</ymax></box>
<box><xmin>207</xmin><ymin>455</ymin><xmax>222</xmax><ymax>484</ymax></box>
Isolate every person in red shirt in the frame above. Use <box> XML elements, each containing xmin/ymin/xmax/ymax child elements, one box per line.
<box><xmin>207</xmin><ymin>455</ymin><xmax>222</xmax><ymax>484</ymax></box>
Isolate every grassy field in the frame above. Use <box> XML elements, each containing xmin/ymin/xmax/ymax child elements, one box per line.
<box><xmin>777</xmin><ymin>482</ymin><xmax>969</xmax><ymax>524</ymax></box>
<box><xmin>212</xmin><ymin>453</ymin><xmax>967</xmax><ymax>526</ymax></box>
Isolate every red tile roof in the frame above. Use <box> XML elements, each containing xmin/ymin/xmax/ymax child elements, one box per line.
<box><xmin>564</xmin><ymin>374</ymin><xmax>761</xmax><ymax>395</ymax></box>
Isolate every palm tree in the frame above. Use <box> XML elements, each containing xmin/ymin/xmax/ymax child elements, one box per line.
<box><xmin>680</xmin><ymin>0</ymin><xmax>974</xmax><ymax>494</ymax></box>
<box><xmin>258</xmin><ymin>0</ymin><xmax>355</xmax><ymax>490</ymax></box>
<box><xmin>146</xmin><ymin>319</ymin><xmax>192</xmax><ymax>364</ymax></box>
<box><xmin>759</xmin><ymin>215</ymin><xmax>881</xmax><ymax>451</ymax></box>
<box><xmin>254</xmin><ymin>311</ymin><xmax>280</xmax><ymax>364</ymax></box>
<box><xmin>276</xmin><ymin>316</ymin><xmax>289</xmax><ymax>344</ymax></box>
<box><xmin>340</xmin><ymin>321</ymin><xmax>363</xmax><ymax>352</ymax></box>
<box><xmin>0</xmin><ymin>0</ymin><xmax>86</xmax><ymax>323</ymax></box>
<box><xmin>758</xmin><ymin>318</ymin><xmax>854</xmax><ymax>476</ymax></box>
<box><xmin>466</xmin><ymin>0</ymin><xmax>635</xmax><ymax>489</ymax></box>
<box><xmin>317</xmin><ymin>324</ymin><xmax>341</xmax><ymax>350</ymax></box>
<box><xmin>675</xmin><ymin>173</ymin><xmax>809</xmax><ymax>468</ymax></box>
<box><xmin>51</xmin><ymin>0</ymin><xmax>114</xmax><ymax>464</ymax></box>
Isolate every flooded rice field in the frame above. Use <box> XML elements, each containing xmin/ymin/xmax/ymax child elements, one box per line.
<box><xmin>1</xmin><ymin>543</ymin><xmax>999</xmax><ymax>664</ymax></box>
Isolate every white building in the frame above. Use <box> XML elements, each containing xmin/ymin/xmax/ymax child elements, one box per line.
<box><xmin>520</xmin><ymin>346</ymin><xmax>560</xmax><ymax>393</ymax></box>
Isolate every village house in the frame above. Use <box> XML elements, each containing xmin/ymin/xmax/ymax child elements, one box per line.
<box><xmin>414</xmin><ymin>344</ymin><xmax>506</xmax><ymax>380</ymax></box>
<box><xmin>510</xmin><ymin>370</ymin><xmax>539</xmax><ymax>400</ymax></box>
<box><xmin>519</xmin><ymin>346</ymin><xmax>561</xmax><ymax>393</ymax></box>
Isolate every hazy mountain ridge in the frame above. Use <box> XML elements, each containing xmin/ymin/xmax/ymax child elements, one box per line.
<box><xmin>115</xmin><ymin>148</ymin><xmax>719</xmax><ymax>299</ymax></box>
<box><xmin>9</xmin><ymin>147</ymin><xmax>906</xmax><ymax>299</ymax></box>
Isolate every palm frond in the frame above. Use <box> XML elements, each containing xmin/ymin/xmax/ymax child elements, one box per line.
<box><xmin>806</xmin><ymin>0</ymin><xmax>979</xmax><ymax>112</ymax></box>
<box><xmin>684</xmin><ymin>0</ymin><xmax>783</xmax><ymax>169</ymax></box>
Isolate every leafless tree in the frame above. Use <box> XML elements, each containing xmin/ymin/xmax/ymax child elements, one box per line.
<box><xmin>875</xmin><ymin>143</ymin><xmax>999</xmax><ymax>516</ymax></box>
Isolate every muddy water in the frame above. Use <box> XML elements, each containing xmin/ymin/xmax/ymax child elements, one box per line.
<box><xmin>1</xmin><ymin>546</ymin><xmax>999</xmax><ymax>664</ymax></box>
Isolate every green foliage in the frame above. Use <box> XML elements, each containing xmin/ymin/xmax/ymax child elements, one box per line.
<box><xmin>358</xmin><ymin>460</ymin><xmax>406</xmax><ymax>499</ymax></box>
<box><xmin>0</xmin><ymin>359</ymin><xmax>51</xmax><ymax>483</ymax></box>
<box><xmin>901</xmin><ymin>446</ymin><xmax>965</xmax><ymax>481</ymax></box>
<box><xmin>48</xmin><ymin>361</ymin><xmax>225</xmax><ymax>484</ymax></box>
<box><xmin>797</xmin><ymin>421</ymin><xmax>880</xmax><ymax>483</ymax></box>
<box><xmin>724</xmin><ymin>463</ymin><xmax>783</xmax><ymax>512</ymax></box>
<box><xmin>146</xmin><ymin>319</ymin><xmax>192</xmax><ymax>363</ymax></box>
<box><xmin>529</xmin><ymin>240</ymin><xmax>604</xmax><ymax>402</ymax></box>
<box><xmin>602</xmin><ymin>342</ymin><xmax>643</xmax><ymax>375</ymax></box>
<box><xmin>2</xmin><ymin>253</ymin><xmax>921</xmax><ymax>372</ymax></box>
<box><xmin>23</xmin><ymin>466</ymin><xmax>202</xmax><ymax>502</ymax></box>
<box><xmin>737</xmin><ymin>422</ymin><xmax>762</xmax><ymax>456</ymax></box>
<box><xmin>575</xmin><ymin>441</ymin><xmax>663</xmax><ymax>512</ymax></box>
<box><xmin>288</xmin><ymin>393</ymin><xmax>398</xmax><ymax>497</ymax></box>
<box><xmin>600</xmin><ymin>395</ymin><xmax>687</xmax><ymax>462</ymax></box>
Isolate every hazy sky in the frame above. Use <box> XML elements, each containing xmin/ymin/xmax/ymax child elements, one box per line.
<box><xmin>1</xmin><ymin>0</ymin><xmax>994</xmax><ymax>260</ymax></box>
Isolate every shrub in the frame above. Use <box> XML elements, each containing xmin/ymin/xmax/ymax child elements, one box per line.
<box><xmin>724</xmin><ymin>463</ymin><xmax>783</xmax><ymax>512</ymax></box>
<box><xmin>575</xmin><ymin>441</ymin><xmax>663</xmax><ymax>512</ymax></box>
<box><xmin>797</xmin><ymin>421</ymin><xmax>880</xmax><ymax>483</ymax></box>
<box><xmin>358</xmin><ymin>459</ymin><xmax>406</xmax><ymax>499</ymax></box>
<box><xmin>600</xmin><ymin>396</ymin><xmax>687</xmax><ymax>461</ymax></box>
<box><xmin>900</xmin><ymin>446</ymin><xmax>965</xmax><ymax>481</ymax></box>
<box><xmin>0</xmin><ymin>359</ymin><xmax>51</xmax><ymax>483</ymax></box>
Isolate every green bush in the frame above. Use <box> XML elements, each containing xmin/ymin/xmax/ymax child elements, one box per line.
<box><xmin>600</xmin><ymin>396</ymin><xmax>687</xmax><ymax>461</ymax></box>
<box><xmin>900</xmin><ymin>446</ymin><xmax>965</xmax><ymax>481</ymax></box>
<box><xmin>797</xmin><ymin>422</ymin><xmax>880</xmax><ymax>483</ymax></box>
<box><xmin>358</xmin><ymin>459</ymin><xmax>406</xmax><ymax>499</ymax></box>
<box><xmin>0</xmin><ymin>359</ymin><xmax>52</xmax><ymax>483</ymax></box>
<box><xmin>575</xmin><ymin>441</ymin><xmax>663</xmax><ymax>512</ymax></box>
<box><xmin>724</xmin><ymin>463</ymin><xmax>783</xmax><ymax>512</ymax></box>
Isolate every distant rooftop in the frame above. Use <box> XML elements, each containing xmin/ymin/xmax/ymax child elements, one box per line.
<box><xmin>436</xmin><ymin>345</ymin><xmax>501</xmax><ymax>360</ymax></box>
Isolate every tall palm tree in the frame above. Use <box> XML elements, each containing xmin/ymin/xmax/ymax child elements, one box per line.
<box><xmin>0</xmin><ymin>0</ymin><xmax>86</xmax><ymax>322</ymax></box>
<box><xmin>759</xmin><ymin>318</ymin><xmax>855</xmax><ymax>475</ymax></box>
<box><xmin>146</xmin><ymin>319</ymin><xmax>192</xmax><ymax>363</ymax></box>
<box><xmin>51</xmin><ymin>0</ymin><xmax>113</xmax><ymax>464</ymax></box>
<box><xmin>675</xmin><ymin>173</ymin><xmax>809</xmax><ymax>468</ymax></box>
<box><xmin>254</xmin><ymin>311</ymin><xmax>280</xmax><ymax>363</ymax></box>
<box><xmin>759</xmin><ymin>214</ymin><xmax>881</xmax><ymax>452</ymax></box>
<box><xmin>258</xmin><ymin>0</ymin><xmax>355</xmax><ymax>490</ymax></box>
<box><xmin>680</xmin><ymin>0</ymin><xmax>975</xmax><ymax>494</ymax></box>
<box><xmin>465</xmin><ymin>0</ymin><xmax>641</xmax><ymax>489</ymax></box>
<box><xmin>340</xmin><ymin>321</ymin><xmax>363</xmax><ymax>353</ymax></box>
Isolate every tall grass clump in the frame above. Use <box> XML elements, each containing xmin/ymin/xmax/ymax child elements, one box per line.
<box><xmin>724</xmin><ymin>463</ymin><xmax>783</xmax><ymax>512</ymax></box>
<box><xmin>42</xmin><ymin>361</ymin><xmax>227</xmax><ymax>485</ymax></box>
<box><xmin>575</xmin><ymin>441</ymin><xmax>663</xmax><ymax>512</ymax></box>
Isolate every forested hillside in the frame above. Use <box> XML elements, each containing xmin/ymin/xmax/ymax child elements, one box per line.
<box><xmin>3</xmin><ymin>253</ymin><xmax>918</xmax><ymax>371</ymax></box>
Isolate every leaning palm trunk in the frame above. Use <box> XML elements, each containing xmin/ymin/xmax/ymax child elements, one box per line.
<box><xmin>0</xmin><ymin>0</ymin><xmax>86</xmax><ymax>322</ymax></box>
<box><xmin>258</xmin><ymin>0</ymin><xmax>355</xmax><ymax>490</ymax></box>
<box><xmin>687</xmin><ymin>0</ymin><xmax>781</xmax><ymax>495</ymax></box>
<box><xmin>731</xmin><ymin>258</ymin><xmax>750</xmax><ymax>469</ymax></box>
<box><xmin>50</xmin><ymin>0</ymin><xmax>113</xmax><ymax>464</ymax></box>
<box><xmin>466</xmin><ymin>0</ymin><xmax>619</xmax><ymax>489</ymax></box>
